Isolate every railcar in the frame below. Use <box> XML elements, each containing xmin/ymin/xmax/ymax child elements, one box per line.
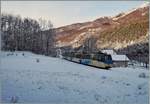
<box><xmin>62</xmin><ymin>51</ymin><xmax>113</xmax><ymax>69</ymax></box>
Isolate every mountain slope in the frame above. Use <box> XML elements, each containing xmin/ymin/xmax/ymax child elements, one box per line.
<box><xmin>55</xmin><ymin>3</ymin><xmax>149</xmax><ymax>50</ymax></box>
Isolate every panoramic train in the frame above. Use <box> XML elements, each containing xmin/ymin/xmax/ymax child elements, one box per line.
<box><xmin>62</xmin><ymin>51</ymin><xmax>113</xmax><ymax>69</ymax></box>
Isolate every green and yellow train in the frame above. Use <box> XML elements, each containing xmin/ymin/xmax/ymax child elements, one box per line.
<box><xmin>62</xmin><ymin>51</ymin><xmax>113</xmax><ymax>69</ymax></box>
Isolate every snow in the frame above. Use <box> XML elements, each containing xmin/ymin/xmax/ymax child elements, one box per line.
<box><xmin>112</xmin><ymin>2</ymin><xmax>149</xmax><ymax>21</ymax></box>
<box><xmin>139</xmin><ymin>2</ymin><xmax>149</xmax><ymax>9</ymax></box>
<box><xmin>101</xmin><ymin>49</ymin><xmax>129</xmax><ymax>61</ymax></box>
<box><xmin>111</xmin><ymin>55</ymin><xmax>129</xmax><ymax>61</ymax></box>
<box><xmin>0</xmin><ymin>51</ymin><xmax>149</xmax><ymax>104</ymax></box>
<box><xmin>112</xmin><ymin>7</ymin><xmax>137</xmax><ymax>21</ymax></box>
<box><xmin>102</xmin><ymin>49</ymin><xmax>117</xmax><ymax>55</ymax></box>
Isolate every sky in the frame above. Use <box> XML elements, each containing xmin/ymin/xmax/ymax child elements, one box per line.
<box><xmin>1</xmin><ymin>1</ymin><xmax>147</xmax><ymax>28</ymax></box>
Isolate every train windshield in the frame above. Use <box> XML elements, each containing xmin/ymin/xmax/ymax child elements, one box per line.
<box><xmin>104</xmin><ymin>55</ymin><xmax>113</xmax><ymax>64</ymax></box>
<box><xmin>96</xmin><ymin>53</ymin><xmax>113</xmax><ymax>64</ymax></box>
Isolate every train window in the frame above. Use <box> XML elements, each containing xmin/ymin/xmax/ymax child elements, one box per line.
<box><xmin>82</xmin><ymin>54</ymin><xmax>91</xmax><ymax>59</ymax></box>
<box><xmin>97</xmin><ymin>54</ymin><xmax>104</xmax><ymax>61</ymax></box>
<box><xmin>93</xmin><ymin>55</ymin><xmax>98</xmax><ymax>60</ymax></box>
<box><xmin>75</xmin><ymin>53</ymin><xmax>82</xmax><ymax>58</ymax></box>
<box><xmin>105</xmin><ymin>55</ymin><xmax>108</xmax><ymax>60</ymax></box>
<box><xmin>97</xmin><ymin>53</ymin><xmax>108</xmax><ymax>62</ymax></box>
<box><xmin>101</xmin><ymin>56</ymin><xmax>105</xmax><ymax>61</ymax></box>
<box><xmin>108</xmin><ymin>55</ymin><xmax>112</xmax><ymax>60</ymax></box>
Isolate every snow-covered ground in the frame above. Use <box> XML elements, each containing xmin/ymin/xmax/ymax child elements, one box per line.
<box><xmin>0</xmin><ymin>51</ymin><xmax>149</xmax><ymax>104</ymax></box>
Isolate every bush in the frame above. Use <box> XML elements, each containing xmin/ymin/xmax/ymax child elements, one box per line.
<box><xmin>139</xmin><ymin>72</ymin><xmax>147</xmax><ymax>78</ymax></box>
<box><xmin>36</xmin><ymin>58</ymin><xmax>40</xmax><ymax>63</ymax></box>
<box><xmin>10</xmin><ymin>96</ymin><xmax>19</xmax><ymax>103</ymax></box>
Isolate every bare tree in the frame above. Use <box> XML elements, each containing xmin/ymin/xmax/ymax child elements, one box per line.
<box><xmin>1</xmin><ymin>13</ymin><xmax>56</xmax><ymax>56</ymax></box>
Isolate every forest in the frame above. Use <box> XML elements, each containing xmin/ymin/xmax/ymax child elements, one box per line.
<box><xmin>1</xmin><ymin>13</ymin><xmax>56</xmax><ymax>56</ymax></box>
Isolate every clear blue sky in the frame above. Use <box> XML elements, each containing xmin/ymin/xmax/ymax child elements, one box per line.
<box><xmin>1</xmin><ymin>1</ymin><xmax>147</xmax><ymax>28</ymax></box>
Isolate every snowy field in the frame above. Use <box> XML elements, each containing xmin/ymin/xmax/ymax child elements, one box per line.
<box><xmin>0</xmin><ymin>51</ymin><xmax>149</xmax><ymax>104</ymax></box>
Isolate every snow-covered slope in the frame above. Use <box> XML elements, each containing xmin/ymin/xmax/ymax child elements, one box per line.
<box><xmin>113</xmin><ymin>2</ymin><xmax>149</xmax><ymax>21</ymax></box>
<box><xmin>56</xmin><ymin>2</ymin><xmax>149</xmax><ymax>51</ymax></box>
<box><xmin>0</xmin><ymin>51</ymin><xmax>149</xmax><ymax>104</ymax></box>
<box><xmin>139</xmin><ymin>2</ymin><xmax>149</xmax><ymax>8</ymax></box>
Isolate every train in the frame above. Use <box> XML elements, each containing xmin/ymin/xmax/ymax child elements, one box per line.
<box><xmin>62</xmin><ymin>51</ymin><xmax>113</xmax><ymax>69</ymax></box>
